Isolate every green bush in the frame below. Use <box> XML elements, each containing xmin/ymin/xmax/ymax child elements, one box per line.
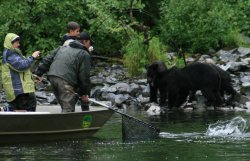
<box><xmin>222</xmin><ymin>29</ymin><xmax>246</xmax><ymax>48</ymax></box>
<box><xmin>123</xmin><ymin>35</ymin><xmax>170</xmax><ymax>76</ymax></box>
<box><xmin>0</xmin><ymin>0</ymin><xmax>144</xmax><ymax>57</ymax></box>
<box><xmin>159</xmin><ymin>0</ymin><xmax>244</xmax><ymax>54</ymax></box>
<box><xmin>230</xmin><ymin>0</ymin><xmax>250</xmax><ymax>37</ymax></box>
<box><xmin>0</xmin><ymin>0</ymin><xmax>88</xmax><ymax>55</ymax></box>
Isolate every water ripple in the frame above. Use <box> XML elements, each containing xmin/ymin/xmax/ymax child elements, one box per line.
<box><xmin>159</xmin><ymin>116</ymin><xmax>250</xmax><ymax>144</ymax></box>
<box><xmin>206</xmin><ymin>116</ymin><xmax>248</xmax><ymax>137</ymax></box>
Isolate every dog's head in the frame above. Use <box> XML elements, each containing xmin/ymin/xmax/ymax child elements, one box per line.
<box><xmin>146</xmin><ymin>61</ymin><xmax>167</xmax><ymax>86</ymax></box>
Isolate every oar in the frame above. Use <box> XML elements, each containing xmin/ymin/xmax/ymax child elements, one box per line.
<box><xmin>89</xmin><ymin>98</ymin><xmax>160</xmax><ymax>139</ymax></box>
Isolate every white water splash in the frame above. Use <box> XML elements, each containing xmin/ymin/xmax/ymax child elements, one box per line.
<box><xmin>205</xmin><ymin>116</ymin><xmax>248</xmax><ymax>136</ymax></box>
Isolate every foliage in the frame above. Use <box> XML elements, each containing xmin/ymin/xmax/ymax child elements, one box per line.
<box><xmin>159</xmin><ymin>0</ymin><xmax>245</xmax><ymax>54</ymax></box>
<box><xmin>85</xmin><ymin>0</ymin><xmax>144</xmax><ymax>55</ymax></box>
<box><xmin>175</xmin><ymin>58</ymin><xmax>186</xmax><ymax>68</ymax></box>
<box><xmin>0</xmin><ymin>0</ymin><xmax>144</xmax><ymax>56</ymax></box>
<box><xmin>0</xmin><ymin>0</ymin><xmax>88</xmax><ymax>55</ymax></box>
<box><xmin>226</xmin><ymin>0</ymin><xmax>250</xmax><ymax>37</ymax></box>
<box><xmin>222</xmin><ymin>29</ymin><xmax>246</xmax><ymax>48</ymax></box>
<box><xmin>0</xmin><ymin>0</ymin><xmax>250</xmax><ymax>76</ymax></box>
<box><xmin>123</xmin><ymin>35</ymin><xmax>169</xmax><ymax>76</ymax></box>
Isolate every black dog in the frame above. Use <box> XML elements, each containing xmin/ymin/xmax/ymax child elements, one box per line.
<box><xmin>147</xmin><ymin>61</ymin><xmax>236</xmax><ymax>108</ymax></box>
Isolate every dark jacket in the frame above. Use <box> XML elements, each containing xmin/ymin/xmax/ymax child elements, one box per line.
<box><xmin>35</xmin><ymin>47</ymin><xmax>60</xmax><ymax>77</ymax></box>
<box><xmin>38</xmin><ymin>41</ymin><xmax>91</xmax><ymax>96</ymax></box>
<box><xmin>35</xmin><ymin>41</ymin><xmax>89</xmax><ymax>77</ymax></box>
<box><xmin>61</xmin><ymin>34</ymin><xmax>77</xmax><ymax>45</ymax></box>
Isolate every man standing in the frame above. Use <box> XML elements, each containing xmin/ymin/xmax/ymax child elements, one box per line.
<box><xmin>47</xmin><ymin>31</ymin><xmax>92</xmax><ymax>112</ymax></box>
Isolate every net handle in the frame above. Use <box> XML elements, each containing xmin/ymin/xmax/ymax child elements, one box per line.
<box><xmin>88</xmin><ymin>98</ymin><xmax>159</xmax><ymax>131</ymax></box>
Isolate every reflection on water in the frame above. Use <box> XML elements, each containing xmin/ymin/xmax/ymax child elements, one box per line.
<box><xmin>1</xmin><ymin>109</ymin><xmax>250</xmax><ymax>161</ymax></box>
<box><xmin>0</xmin><ymin>139</ymin><xmax>93</xmax><ymax>161</ymax></box>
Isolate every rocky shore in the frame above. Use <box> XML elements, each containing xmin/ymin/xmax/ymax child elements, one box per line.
<box><xmin>1</xmin><ymin>47</ymin><xmax>250</xmax><ymax>114</ymax></box>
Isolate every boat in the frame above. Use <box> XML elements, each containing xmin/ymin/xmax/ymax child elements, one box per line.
<box><xmin>0</xmin><ymin>105</ymin><xmax>114</xmax><ymax>144</ymax></box>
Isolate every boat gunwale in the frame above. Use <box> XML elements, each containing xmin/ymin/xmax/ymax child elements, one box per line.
<box><xmin>0</xmin><ymin>109</ymin><xmax>112</xmax><ymax>116</ymax></box>
<box><xmin>0</xmin><ymin>127</ymin><xmax>101</xmax><ymax>135</ymax></box>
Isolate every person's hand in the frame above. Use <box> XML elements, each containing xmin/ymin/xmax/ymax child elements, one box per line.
<box><xmin>32</xmin><ymin>51</ymin><xmax>41</xmax><ymax>59</ymax></box>
<box><xmin>34</xmin><ymin>75</ymin><xmax>44</xmax><ymax>83</ymax></box>
<box><xmin>81</xmin><ymin>95</ymin><xmax>89</xmax><ymax>103</ymax></box>
<box><xmin>81</xmin><ymin>95</ymin><xmax>89</xmax><ymax>111</ymax></box>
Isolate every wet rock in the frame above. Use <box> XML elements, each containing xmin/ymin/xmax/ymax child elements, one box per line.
<box><xmin>241</xmin><ymin>82</ymin><xmax>250</xmax><ymax>89</ymax></box>
<box><xmin>106</xmin><ymin>85</ymin><xmax>117</xmax><ymax>93</ymax></box>
<box><xmin>199</xmin><ymin>54</ymin><xmax>211</xmax><ymax>62</ymax></box>
<box><xmin>91</xmin><ymin>86</ymin><xmax>103</xmax><ymax>97</ymax></box>
<box><xmin>136</xmin><ymin>94</ymin><xmax>150</xmax><ymax>104</ymax></box>
<box><xmin>239</xmin><ymin>74</ymin><xmax>250</xmax><ymax>83</ymax></box>
<box><xmin>113</xmin><ymin>82</ymin><xmax>131</xmax><ymax>94</ymax></box>
<box><xmin>186</xmin><ymin>57</ymin><xmax>196</xmax><ymax>63</ymax></box>
<box><xmin>204</xmin><ymin>58</ymin><xmax>216</xmax><ymax>64</ymax></box>
<box><xmin>242</xmin><ymin>57</ymin><xmax>250</xmax><ymax>64</ymax></box>
<box><xmin>101</xmin><ymin>92</ymin><xmax>116</xmax><ymax>101</ymax></box>
<box><xmin>146</xmin><ymin>105</ymin><xmax>161</xmax><ymax>116</ymax></box>
<box><xmin>114</xmin><ymin>94</ymin><xmax>130</xmax><ymax>104</ymax></box>
<box><xmin>235</xmin><ymin>47</ymin><xmax>250</xmax><ymax>58</ymax></box>
<box><xmin>141</xmin><ymin>85</ymin><xmax>150</xmax><ymax>97</ymax></box>
<box><xmin>134</xmin><ymin>79</ymin><xmax>147</xmax><ymax>85</ymax></box>
<box><xmin>230</xmin><ymin>62</ymin><xmax>244</xmax><ymax>72</ymax></box>
<box><xmin>0</xmin><ymin>91</ymin><xmax>7</xmax><ymax>103</ymax></box>
<box><xmin>218</xmin><ymin>49</ymin><xmax>239</xmax><ymax>63</ymax></box>
<box><xmin>236</xmin><ymin>95</ymin><xmax>250</xmax><ymax>106</ymax></box>
<box><xmin>245</xmin><ymin>102</ymin><xmax>250</xmax><ymax>109</ymax></box>
<box><xmin>35</xmin><ymin>81</ymin><xmax>48</xmax><ymax>91</ymax></box>
<box><xmin>239</xmin><ymin>73</ymin><xmax>250</xmax><ymax>92</ymax></box>
<box><xmin>90</xmin><ymin>75</ymin><xmax>106</xmax><ymax>85</ymax></box>
<box><xmin>105</xmin><ymin>76</ymin><xmax>118</xmax><ymax>84</ymax></box>
<box><xmin>130</xmin><ymin>83</ymin><xmax>141</xmax><ymax>97</ymax></box>
<box><xmin>35</xmin><ymin>91</ymin><xmax>57</xmax><ymax>104</ymax></box>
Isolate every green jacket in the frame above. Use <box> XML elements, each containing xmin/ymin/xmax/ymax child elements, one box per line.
<box><xmin>2</xmin><ymin>33</ymin><xmax>35</xmax><ymax>102</ymax></box>
<box><xmin>48</xmin><ymin>40</ymin><xmax>91</xmax><ymax>96</ymax></box>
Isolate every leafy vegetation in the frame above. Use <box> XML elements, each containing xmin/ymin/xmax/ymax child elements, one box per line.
<box><xmin>123</xmin><ymin>35</ymin><xmax>170</xmax><ymax>76</ymax></box>
<box><xmin>159</xmin><ymin>0</ymin><xmax>246</xmax><ymax>53</ymax></box>
<box><xmin>0</xmin><ymin>0</ymin><xmax>250</xmax><ymax>76</ymax></box>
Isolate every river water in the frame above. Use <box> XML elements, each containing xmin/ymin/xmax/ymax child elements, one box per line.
<box><xmin>0</xmin><ymin>108</ymin><xmax>250</xmax><ymax>161</ymax></box>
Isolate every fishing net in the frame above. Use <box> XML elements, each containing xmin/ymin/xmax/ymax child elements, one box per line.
<box><xmin>122</xmin><ymin>115</ymin><xmax>160</xmax><ymax>142</ymax></box>
<box><xmin>88</xmin><ymin>98</ymin><xmax>160</xmax><ymax>142</ymax></box>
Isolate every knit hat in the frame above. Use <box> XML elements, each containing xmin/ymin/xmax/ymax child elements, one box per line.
<box><xmin>77</xmin><ymin>31</ymin><xmax>94</xmax><ymax>43</ymax></box>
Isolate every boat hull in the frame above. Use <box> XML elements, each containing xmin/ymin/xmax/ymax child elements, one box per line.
<box><xmin>0</xmin><ymin>109</ymin><xmax>113</xmax><ymax>143</ymax></box>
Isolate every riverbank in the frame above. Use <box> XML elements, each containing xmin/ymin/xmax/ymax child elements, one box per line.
<box><xmin>1</xmin><ymin>47</ymin><xmax>250</xmax><ymax>113</ymax></box>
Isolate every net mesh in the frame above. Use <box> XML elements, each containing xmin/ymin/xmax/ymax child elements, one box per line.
<box><xmin>122</xmin><ymin>115</ymin><xmax>160</xmax><ymax>142</ymax></box>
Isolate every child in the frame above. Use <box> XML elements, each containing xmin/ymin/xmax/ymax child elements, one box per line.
<box><xmin>61</xmin><ymin>21</ymin><xmax>80</xmax><ymax>45</ymax></box>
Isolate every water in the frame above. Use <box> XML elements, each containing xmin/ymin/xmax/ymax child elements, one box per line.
<box><xmin>1</xmin><ymin>108</ymin><xmax>250</xmax><ymax>161</ymax></box>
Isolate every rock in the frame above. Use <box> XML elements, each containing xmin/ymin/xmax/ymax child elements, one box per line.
<box><xmin>218</xmin><ymin>49</ymin><xmax>239</xmax><ymax>62</ymax></box>
<box><xmin>113</xmin><ymin>83</ymin><xmax>131</xmax><ymax>94</ymax></box>
<box><xmin>35</xmin><ymin>91</ymin><xmax>57</xmax><ymax>104</ymax></box>
<box><xmin>114</xmin><ymin>94</ymin><xmax>130</xmax><ymax>104</ymax></box>
<box><xmin>236</xmin><ymin>47</ymin><xmax>250</xmax><ymax>58</ymax></box>
<box><xmin>130</xmin><ymin>83</ymin><xmax>141</xmax><ymax>97</ymax></box>
<box><xmin>146</xmin><ymin>105</ymin><xmax>161</xmax><ymax>116</ymax></box>
<box><xmin>90</xmin><ymin>75</ymin><xmax>105</xmax><ymax>85</ymax></box>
